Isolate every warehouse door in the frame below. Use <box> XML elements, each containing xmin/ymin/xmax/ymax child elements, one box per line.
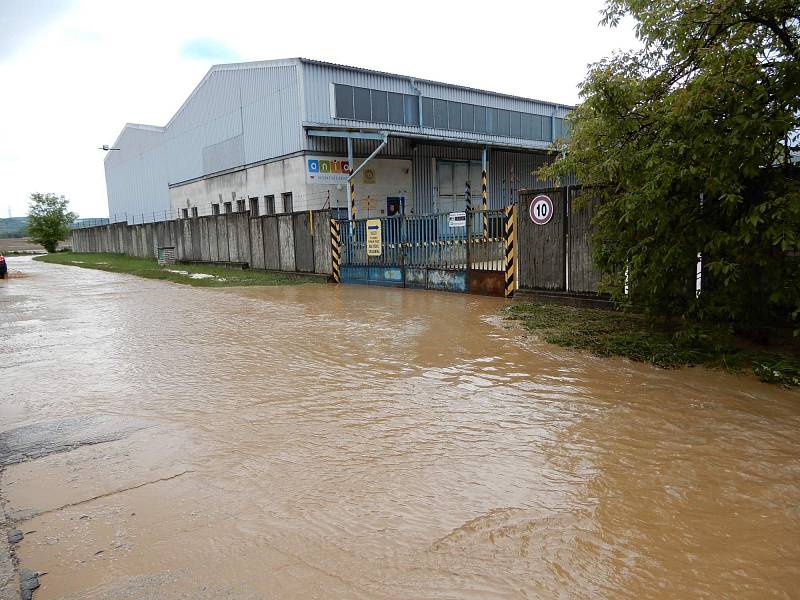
<box><xmin>436</xmin><ymin>160</ymin><xmax>483</xmax><ymax>214</ymax></box>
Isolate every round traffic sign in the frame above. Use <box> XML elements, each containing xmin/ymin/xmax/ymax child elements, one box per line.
<box><xmin>530</xmin><ymin>195</ymin><xmax>554</xmax><ymax>225</ymax></box>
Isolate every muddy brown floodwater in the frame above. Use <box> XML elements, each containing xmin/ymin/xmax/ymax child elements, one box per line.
<box><xmin>1</xmin><ymin>255</ymin><xmax>799</xmax><ymax>599</ymax></box>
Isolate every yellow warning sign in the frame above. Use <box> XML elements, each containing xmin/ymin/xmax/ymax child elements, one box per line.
<box><xmin>366</xmin><ymin>219</ymin><xmax>382</xmax><ymax>256</ymax></box>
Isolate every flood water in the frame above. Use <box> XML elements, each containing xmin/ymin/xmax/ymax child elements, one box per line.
<box><xmin>1</xmin><ymin>256</ymin><xmax>799</xmax><ymax>599</ymax></box>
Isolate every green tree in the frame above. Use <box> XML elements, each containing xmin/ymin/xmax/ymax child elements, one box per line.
<box><xmin>543</xmin><ymin>0</ymin><xmax>800</xmax><ymax>335</ymax></box>
<box><xmin>27</xmin><ymin>193</ymin><xmax>77</xmax><ymax>253</ymax></box>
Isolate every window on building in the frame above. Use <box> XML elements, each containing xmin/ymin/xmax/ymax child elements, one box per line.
<box><xmin>335</xmin><ymin>84</ymin><xmax>355</xmax><ymax>119</ymax></box>
<box><xmin>282</xmin><ymin>192</ymin><xmax>293</xmax><ymax>213</ymax></box>
<box><xmin>474</xmin><ymin>106</ymin><xmax>487</xmax><ymax>133</ymax></box>
<box><xmin>191</xmin><ymin>206</ymin><xmax>198</xmax><ymax>217</ymax></box>
<box><xmin>249</xmin><ymin>197</ymin><xmax>259</xmax><ymax>216</ymax></box>
<box><xmin>264</xmin><ymin>195</ymin><xmax>275</xmax><ymax>215</ymax></box>
<box><xmin>461</xmin><ymin>104</ymin><xmax>474</xmax><ymax>132</ymax></box>
<box><xmin>434</xmin><ymin>99</ymin><xmax>448</xmax><ymax>129</ymax></box>
<box><xmin>510</xmin><ymin>111</ymin><xmax>521</xmax><ymax>138</ymax></box>
<box><xmin>448</xmin><ymin>101</ymin><xmax>462</xmax><ymax>131</ymax></box>
<box><xmin>520</xmin><ymin>113</ymin><xmax>532</xmax><ymax>140</ymax></box>
<box><xmin>421</xmin><ymin>97</ymin><xmax>434</xmax><ymax>127</ymax></box>
<box><xmin>354</xmin><ymin>87</ymin><xmax>371</xmax><ymax>120</ymax></box>
<box><xmin>487</xmin><ymin>108</ymin><xmax>497</xmax><ymax>134</ymax></box>
<box><xmin>497</xmin><ymin>109</ymin><xmax>510</xmax><ymax>136</ymax></box>
<box><xmin>332</xmin><ymin>83</ymin><xmax>565</xmax><ymax>142</ymax></box>
<box><xmin>542</xmin><ymin>116</ymin><xmax>553</xmax><ymax>141</ymax></box>
<box><xmin>553</xmin><ymin>117</ymin><xmax>569</xmax><ymax>140</ymax></box>
<box><xmin>371</xmin><ymin>90</ymin><xmax>388</xmax><ymax>122</ymax></box>
<box><xmin>531</xmin><ymin>114</ymin><xmax>543</xmax><ymax>140</ymax></box>
<box><xmin>212</xmin><ymin>203</ymin><xmax>220</xmax><ymax>215</ymax></box>
<box><xmin>181</xmin><ymin>208</ymin><xmax>188</xmax><ymax>219</ymax></box>
<box><xmin>224</xmin><ymin>202</ymin><xmax>232</xmax><ymax>214</ymax></box>
<box><xmin>236</xmin><ymin>199</ymin><xmax>246</xmax><ymax>212</ymax></box>
<box><xmin>388</xmin><ymin>92</ymin><xmax>404</xmax><ymax>125</ymax></box>
<box><xmin>335</xmin><ymin>84</ymin><xmax>420</xmax><ymax>125</ymax></box>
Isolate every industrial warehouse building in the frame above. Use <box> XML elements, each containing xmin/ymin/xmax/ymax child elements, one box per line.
<box><xmin>105</xmin><ymin>58</ymin><xmax>571</xmax><ymax>222</ymax></box>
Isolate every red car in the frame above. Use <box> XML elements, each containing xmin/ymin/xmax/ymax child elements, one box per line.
<box><xmin>0</xmin><ymin>255</ymin><xmax>6</xmax><ymax>279</ymax></box>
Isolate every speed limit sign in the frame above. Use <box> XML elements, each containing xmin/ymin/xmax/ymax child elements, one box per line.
<box><xmin>530</xmin><ymin>195</ymin><xmax>554</xmax><ymax>225</ymax></box>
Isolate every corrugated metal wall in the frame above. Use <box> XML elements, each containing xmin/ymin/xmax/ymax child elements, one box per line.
<box><xmin>409</xmin><ymin>145</ymin><xmax>561</xmax><ymax>213</ymax></box>
<box><xmin>165</xmin><ymin>64</ymin><xmax>302</xmax><ymax>184</ymax></box>
<box><xmin>299</xmin><ymin>60</ymin><xmax>570</xmax><ymax>151</ymax></box>
<box><xmin>104</xmin><ymin>126</ymin><xmax>170</xmax><ymax>220</ymax></box>
<box><xmin>106</xmin><ymin>63</ymin><xmax>303</xmax><ymax>216</ymax></box>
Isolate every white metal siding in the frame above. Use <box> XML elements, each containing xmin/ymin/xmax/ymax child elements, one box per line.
<box><xmin>104</xmin><ymin>126</ymin><xmax>170</xmax><ymax>220</ymax></box>
<box><xmin>105</xmin><ymin>63</ymin><xmax>303</xmax><ymax>218</ymax></box>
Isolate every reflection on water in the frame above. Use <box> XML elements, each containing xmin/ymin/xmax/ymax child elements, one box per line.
<box><xmin>2</xmin><ymin>256</ymin><xmax>799</xmax><ymax>599</ymax></box>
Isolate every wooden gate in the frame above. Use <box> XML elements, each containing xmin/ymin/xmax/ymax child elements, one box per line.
<box><xmin>517</xmin><ymin>186</ymin><xmax>602</xmax><ymax>294</ymax></box>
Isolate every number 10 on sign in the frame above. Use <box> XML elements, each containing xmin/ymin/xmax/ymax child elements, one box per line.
<box><xmin>530</xmin><ymin>195</ymin><xmax>554</xmax><ymax>225</ymax></box>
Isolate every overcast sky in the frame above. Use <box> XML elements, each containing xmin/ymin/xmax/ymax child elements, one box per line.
<box><xmin>0</xmin><ymin>0</ymin><xmax>639</xmax><ymax>219</ymax></box>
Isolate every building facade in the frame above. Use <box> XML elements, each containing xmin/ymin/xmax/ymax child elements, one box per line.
<box><xmin>104</xmin><ymin>58</ymin><xmax>571</xmax><ymax>221</ymax></box>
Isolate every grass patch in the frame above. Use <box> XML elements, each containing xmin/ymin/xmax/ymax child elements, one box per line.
<box><xmin>34</xmin><ymin>252</ymin><xmax>321</xmax><ymax>287</ymax></box>
<box><xmin>506</xmin><ymin>302</ymin><xmax>800</xmax><ymax>387</ymax></box>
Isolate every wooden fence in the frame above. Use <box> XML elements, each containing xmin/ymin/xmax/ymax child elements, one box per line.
<box><xmin>517</xmin><ymin>186</ymin><xmax>603</xmax><ymax>294</ymax></box>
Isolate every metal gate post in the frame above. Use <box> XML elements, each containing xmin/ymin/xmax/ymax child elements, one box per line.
<box><xmin>330</xmin><ymin>219</ymin><xmax>341</xmax><ymax>283</ymax></box>
<box><xmin>481</xmin><ymin>147</ymin><xmax>489</xmax><ymax>240</ymax></box>
<box><xmin>504</xmin><ymin>204</ymin><xmax>516</xmax><ymax>298</ymax></box>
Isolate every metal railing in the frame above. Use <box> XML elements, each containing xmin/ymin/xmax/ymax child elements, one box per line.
<box><xmin>339</xmin><ymin>210</ymin><xmax>506</xmax><ymax>271</ymax></box>
<box><xmin>70</xmin><ymin>190</ymin><xmax>341</xmax><ymax>229</ymax></box>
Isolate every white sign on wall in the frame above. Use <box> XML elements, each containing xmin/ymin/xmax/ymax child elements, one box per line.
<box><xmin>306</xmin><ymin>157</ymin><xmax>351</xmax><ymax>185</ymax></box>
<box><xmin>448</xmin><ymin>212</ymin><xmax>467</xmax><ymax>228</ymax></box>
<box><xmin>366</xmin><ymin>219</ymin><xmax>382</xmax><ymax>256</ymax></box>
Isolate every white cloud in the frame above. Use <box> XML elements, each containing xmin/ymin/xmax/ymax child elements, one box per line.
<box><xmin>0</xmin><ymin>0</ymin><xmax>639</xmax><ymax>219</ymax></box>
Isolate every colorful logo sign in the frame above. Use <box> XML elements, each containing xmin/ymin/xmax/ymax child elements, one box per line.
<box><xmin>306</xmin><ymin>157</ymin><xmax>350</xmax><ymax>185</ymax></box>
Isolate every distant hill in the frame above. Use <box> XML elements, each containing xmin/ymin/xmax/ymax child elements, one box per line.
<box><xmin>0</xmin><ymin>217</ymin><xmax>28</xmax><ymax>238</ymax></box>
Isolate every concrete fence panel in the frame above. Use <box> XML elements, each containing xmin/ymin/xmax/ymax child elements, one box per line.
<box><xmin>188</xmin><ymin>218</ymin><xmax>201</xmax><ymax>260</ymax></box>
<box><xmin>199</xmin><ymin>218</ymin><xmax>211</xmax><ymax>262</ymax></box>
<box><xmin>226</xmin><ymin>215</ymin><xmax>239</xmax><ymax>263</ymax></box>
<box><xmin>131</xmin><ymin>226</ymin><xmax>141</xmax><ymax>257</ymax></box>
<box><xmin>277</xmin><ymin>215</ymin><xmax>295</xmax><ymax>272</ymax></box>
<box><xmin>74</xmin><ymin>208</ymin><xmax>333</xmax><ymax>275</ymax></box>
<box><xmin>249</xmin><ymin>218</ymin><xmax>265</xmax><ymax>270</ymax></box>
<box><xmin>139</xmin><ymin>225</ymin><xmax>149</xmax><ymax>257</ymax></box>
<box><xmin>216</xmin><ymin>216</ymin><xmax>229</xmax><ymax>262</ymax></box>
<box><xmin>172</xmin><ymin>220</ymin><xmax>184</xmax><ymax>260</ymax></box>
<box><xmin>292</xmin><ymin>212</ymin><xmax>315</xmax><ymax>273</ymax></box>
<box><xmin>312</xmin><ymin>209</ymin><xmax>332</xmax><ymax>275</ymax></box>
<box><xmin>207</xmin><ymin>217</ymin><xmax>219</xmax><ymax>262</ymax></box>
<box><xmin>262</xmin><ymin>216</ymin><xmax>280</xmax><ymax>270</ymax></box>
<box><xmin>237</xmin><ymin>213</ymin><xmax>252</xmax><ymax>266</ymax></box>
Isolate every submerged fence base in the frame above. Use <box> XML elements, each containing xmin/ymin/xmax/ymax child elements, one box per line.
<box><xmin>340</xmin><ymin>265</ymin><xmax>505</xmax><ymax>295</ymax></box>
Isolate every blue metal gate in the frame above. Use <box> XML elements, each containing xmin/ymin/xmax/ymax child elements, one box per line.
<box><xmin>338</xmin><ymin>210</ymin><xmax>506</xmax><ymax>293</ymax></box>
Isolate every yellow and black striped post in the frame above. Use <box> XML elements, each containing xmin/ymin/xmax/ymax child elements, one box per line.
<box><xmin>330</xmin><ymin>218</ymin><xmax>341</xmax><ymax>283</ymax></box>
<box><xmin>481</xmin><ymin>169</ymin><xmax>488</xmax><ymax>240</ymax></box>
<box><xmin>465</xmin><ymin>180</ymin><xmax>472</xmax><ymax>211</ymax></box>
<box><xmin>350</xmin><ymin>180</ymin><xmax>356</xmax><ymax>221</ymax></box>
<box><xmin>503</xmin><ymin>204</ymin><xmax>516</xmax><ymax>298</ymax></box>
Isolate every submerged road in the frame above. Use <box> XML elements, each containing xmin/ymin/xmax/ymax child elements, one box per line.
<box><xmin>1</xmin><ymin>255</ymin><xmax>799</xmax><ymax>599</ymax></box>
